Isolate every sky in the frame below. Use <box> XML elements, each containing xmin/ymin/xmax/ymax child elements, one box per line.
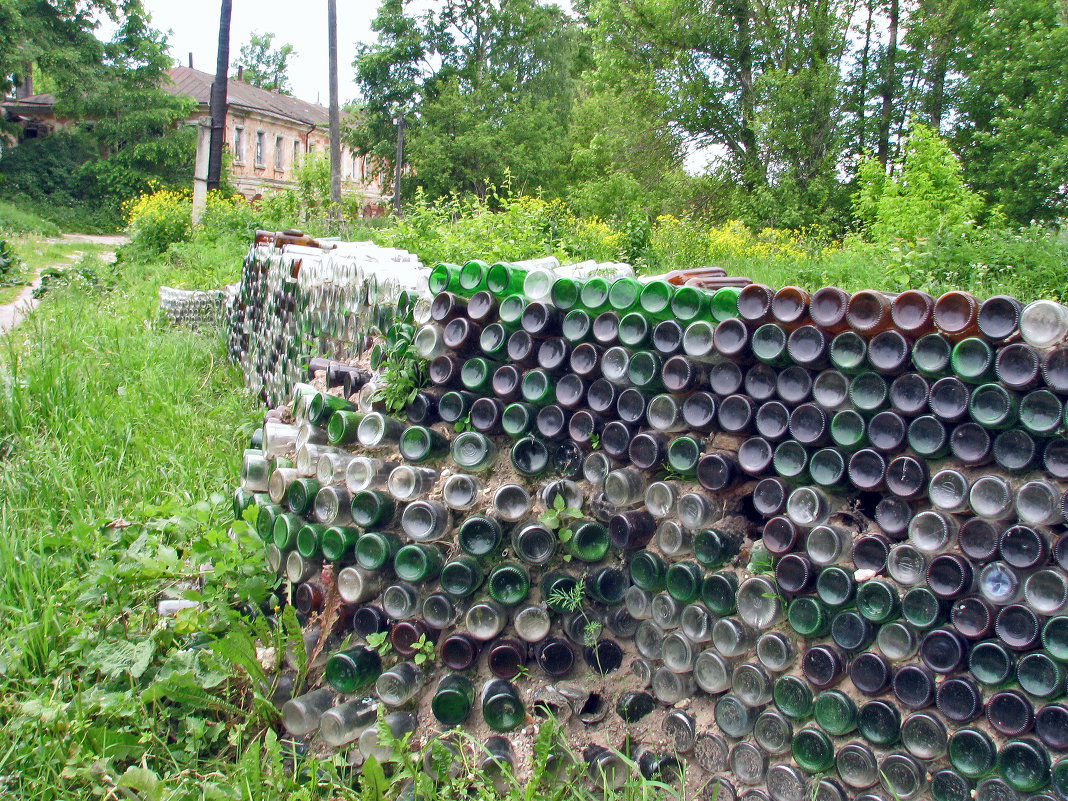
<box><xmin>137</xmin><ymin>0</ymin><xmax>390</xmax><ymax>106</ymax></box>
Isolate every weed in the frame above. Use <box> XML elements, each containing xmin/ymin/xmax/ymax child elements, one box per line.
<box><xmin>411</xmin><ymin>633</ymin><xmax>436</xmax><ymax>666</ymax></box>
<box><xmin>539</xmin><ymin>494</ymin><xmax>583</xmax><ymax>547</ymax></box>
<box><xmin>372</xmin><ymin>344</ymin><xmax>427</xmax><ymax>415</ymax></box>
<box><xmin>548</xmin><ymin>583</ymin><xmax>586</xmax><ymax>613</ymax></box>
<box><xmin>584</xmin><ymin>620</ymin><xmax>604</xmax><ymax>649</ymax></box>
<box><xmin>366</xmin><ymin>630</ymin><xmax>394</xmax><ymax>658</ymax></box>
<box><xmin>748</xmin><ymin>545</ymin><xmax>775</xmax><ymax>576</ymax></box>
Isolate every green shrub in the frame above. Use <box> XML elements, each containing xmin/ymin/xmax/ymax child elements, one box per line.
<box><xmin>124</xmin><ymin>187</ymin><xmax>192</xmax><ymax>255</ymax></box>
<box><xmin>854</xmin><ymin>122</ymin><xmax>986</xmax><ymax>244</ymax></box>
<box><xmin>0</xmin><ymin>131</ymin><xmax>98</xmax><ymax>200</ymax></box>
<box><xmin>256</xmin><ymin>153</ymin><xmax>371</xmax><ymax>238</ymax></box>
<box><xmin>374</xmin><ymin>186</ymin><xmax>625</xmax><ymax>266</ymax></box>
<box><xmin>165</xmin><ymin>237</ymin><xmax>246</xmax><ymax>289</ymax></box>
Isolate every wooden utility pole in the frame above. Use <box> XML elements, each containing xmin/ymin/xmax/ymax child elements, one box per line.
<box><xmin>393</xmin><ymin>113</ymin><xmax>404</xmax><ymax>218</ymax></box>
<box><xmin>328</xmin><ymin>0</ymin><xmax>342</xmax><ymax>221</ymax></box>
<box><xmin>207</xmin><ymin>0</ymin><xmax>232</xmax><ymax>191</ymax></box>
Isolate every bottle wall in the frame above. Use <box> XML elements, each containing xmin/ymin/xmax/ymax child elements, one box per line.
<box><xmin>230</xmin><ymin>233</ymin><xmax>1068</xmax><ymax>801</ymax></box>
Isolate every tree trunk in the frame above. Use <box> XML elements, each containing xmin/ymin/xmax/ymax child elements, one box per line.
<box><xmin>877</xmin><ymin>0</ymin><xmax>899</xmax><ymax>166</ymax></box>
<box><xmin>857</xmin><ymin>0</ymin><xmax>875</xmax><ymax>153</ymax></box>
<box><xmin>207</xmin><ymin>0</ymin><xmax>232</xmax><ymax>192</ymax></box>
<box><xmin>328</xmin><ymin>0</ymin><xmax>342</xmax><ymax>221</ymax></box>
<box><xmin>927</xmin><ymin>48</ymin><xmax>946</xmax><ymax>129</ymax></box>
<box><xmin>393</xmin><ymin>115</ymin><xmax>405</xmax><ymax>217</ymax></box>
<box><xmin>736</xmin><ymin>0</ymin><xmax>762</xmax><ymax>187</ymax></box>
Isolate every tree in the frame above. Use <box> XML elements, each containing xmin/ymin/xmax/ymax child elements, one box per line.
<box><xmin>350</xmin><ymin>0</ymin><xmax>585</xmax><ymax>201</ymax></box>
<box><xmin>1</xmin><ymin>3</ymin><xmax>197</xmax><ymax>203</ymax></box>
<box><xmin>1</xmin><ymin>0</ymin><xmax>150</xmax><ymax>97</ymax></box>
<box><xmin>586</xmin><ymin>0</ymin><xmax>857</xmax><ymax>230</ymax></box>
<box><xmin>854</xmin><ymin>121</ymin><xmax>984</xmax><ymax>243</ymax></box>
<box><xmin>72</xmin><ymin>13</ymin><xmax>197</xmax><ymax>200</ymax></box>
<box><xmin>952</xmin><ymin>0</ymin><xmax>1068</xmax><ymax>223</ymax></box>
<box><xmin>564</xmin><ymin>77</ymin><xmax>687</xmax><ymax>220</ymax></box>
<box><xmin>232</xmin><ymin>31</ymin><xmax>294</xmax><ymax>94</ymax></box>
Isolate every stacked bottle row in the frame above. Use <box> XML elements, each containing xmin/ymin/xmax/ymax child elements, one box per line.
<box><xmin>228</xmin><ymin>251</ymin><xmax>1068</xmax><ymax>800</ymax></box>
<box><xmin>227</xmin><ymin>231</ymin><xmax>425</xmax><ymax>407</ymax></box>
<box><xmin>158</xmin><ymin>285</ymin><xmax>233</xmax><ymax>331</ymax></box>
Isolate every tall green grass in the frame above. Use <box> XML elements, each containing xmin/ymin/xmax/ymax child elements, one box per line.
<box><xmin>0</xmin><ymin>198</ymin><xmax>63</xmax><ymax>237</ymax></box>
<box><xmin>0</xmin><ymin>251</ymin><xmax>261</xmax><ymax>799</ymax></box>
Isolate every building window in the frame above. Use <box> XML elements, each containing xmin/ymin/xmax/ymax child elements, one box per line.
<box><xmin>274</xmin><ymin>136</ymin><xmax>284</xmax><ymax>170</ymax></box>
<box><xmin>255</xmin><ymin>131</ymin><xmax>265</xmax><ymax>167</ymax></box>
<box><xmin>233</xmin><ymin>126</ymin><xmax>245</xmax><ymax>163</ymax></box>
<box><xmin>293</xmin><ymin>139</ymin><xmax>301</xmax><ymax>164</ymax></box>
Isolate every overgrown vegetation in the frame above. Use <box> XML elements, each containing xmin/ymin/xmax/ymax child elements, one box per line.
<box><xmin>0</xmin><ymin>3</ymin><xmax>199</xmax><ymax>232</ymax></box>
<box><xmin>0</xmin><ymin>243</ymin><xmax>270</xmax><ymax>798</ymax></box>
<box><xmin>0</xmin><ymin>198</ymin><xmax>62</xmax><ymax>236</ymax></box>
<box><xmin>122</xmin><ymin>187</ymin><xmax>259</xmax><ymax>288</ymax></box>
<box><xmin>116</xmin><ymin>119</ymin><xmax>1068</xmax><ymax>304</ymax></box>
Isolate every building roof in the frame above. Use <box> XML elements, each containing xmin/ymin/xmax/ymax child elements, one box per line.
<box><xmin>3</xmin><ymin>65</ymin><xmax>331</xmax><ymax>127</ymax></box>
<box><xmin>165</xmin><ymin>66</ymin><xmax>330</xmax><ymax>127</ymax></box>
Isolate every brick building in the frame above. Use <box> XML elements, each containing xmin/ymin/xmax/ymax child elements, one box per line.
<box><xmin>2</xmin><ymin>65</ymin><xmax>388</xmax><ymax>216</ymax></box>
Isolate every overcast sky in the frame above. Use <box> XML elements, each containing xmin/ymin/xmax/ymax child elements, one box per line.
<box><xmin>138</xmin><ymin>1</ymin><xmax>388</xmax><ymax>106</ymax></box>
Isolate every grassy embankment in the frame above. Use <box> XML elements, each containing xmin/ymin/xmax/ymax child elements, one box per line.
<box><xmin>0</xmin><ymin>231</ymin><xmax>267</xmax><ymax>799</ymax></box>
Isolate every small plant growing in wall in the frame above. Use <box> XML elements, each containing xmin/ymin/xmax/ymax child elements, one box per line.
<box><xmin>366</xmin><ymin>630</ymin><xmax>393</xmax><ymax>658</ymax></box>
<box><xmin>540</xmin><ymin>494</ymin><xmax>583</xmax><ymax>549</ymax></box>
<box><xmin>548</xmin><ymin>582</ymin><xmax>585</xmax><ymax>613</ymax></box>
<box><xmin>411</xmin><ymin>634</ymin><xmax>436</xmax><ymax>666</ymax></box>
<box><xmin>373</xmin><ymin>345</ymin><xmax>426</xmax><ymax>414</ymax></box>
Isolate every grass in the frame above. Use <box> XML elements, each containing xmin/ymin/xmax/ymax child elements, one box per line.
<box><xmin>0</xmin><ymin>242</ymin><xmax>266</xmax><ymax>799</ymax></box>
<box><xmin>0</xmin><ymin>194</ymin><xmax>122</xmax><ymax>235</ymax></box>
<box><xmin>0</xmin><ymin>237</ymin><xmax>115</xmax><ymax>304</ymax></box>
<box><xmin>0</xmin><ymin>198</ymin><xmax>62</xmax><ymax>237</ymax></box>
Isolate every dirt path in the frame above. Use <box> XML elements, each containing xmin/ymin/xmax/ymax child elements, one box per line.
<box><xmin>0</xmin><ymin>233</ymin><xmax>127</xmax><ymax>335</ymax></box>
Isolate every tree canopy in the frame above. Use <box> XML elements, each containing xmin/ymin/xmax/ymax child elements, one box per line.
<box><xmin>350</xmin><ymin>0</ymin><xmax>586</xmax><ymax>201</ymax></box>
<box><xmin>347</xmin><ymin>0</ymin><xmax>1068</xmax><ymax>232</ymax></box>
<box><xmin>0</xmin><ymin>0</ymin><xmax>195</xmax><ymax>211</ymax></box>
<box><xmin>232</xmin><ymin>31</ymin><xmax>294</xmax><ymax>95</ymax></box>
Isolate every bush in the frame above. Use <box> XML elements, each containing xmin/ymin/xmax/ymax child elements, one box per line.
<box><xmin>257</xmin><ymin>153</ymin><xmax>371</xmax><ymax>238</ymax></box>
<box><xmin>124</xmin><ymin>187</ymin><xmax>192</xmax><ymax>255</ymax></box>
<box><xmin>199</xmin><ymin>191</ymin><xmax>259</xmax><ymax>243</ymax></box>
<box><xmin>0</xmin><ymin>131</ymin><xmax>98</xmax><ymax>201</ymax></box>
<box><xmin>124</xmin><ymin>188</ymin><xmax>259</xmax><ymax>262</ymax></box>
<box><xmin>375</xmin><ymin>186</ymin><xmax>626</xmax><ymax>266</ymax></box>
<box><xmin>854</xmin><ymin>122</ymin><xmax>986</xmax><ymax>244</ymax></box>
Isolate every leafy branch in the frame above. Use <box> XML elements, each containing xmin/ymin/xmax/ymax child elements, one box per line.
<box><xmin>372</xmin><ymin>344</ymin><xmax>426</xmax><ymax>414</ymax></box>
